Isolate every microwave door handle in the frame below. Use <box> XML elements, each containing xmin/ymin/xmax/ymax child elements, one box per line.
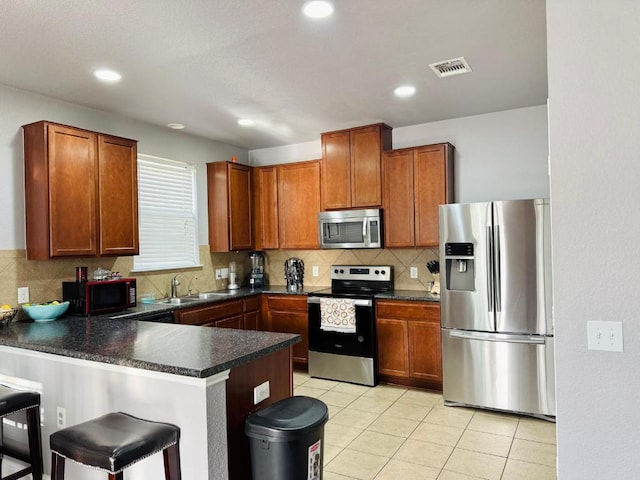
<box><xmin>362</xmin><ymin>218</ymin><xmax>369</xmax><ymax>246</ymax></box>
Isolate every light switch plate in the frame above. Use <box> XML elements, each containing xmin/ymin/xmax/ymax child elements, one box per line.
<box><xmin>587</xmin><ymin>321</ymin><xmax>623</xmax><ymax>352</ymax></box>
<box><xmin>17</xmin><ymin>287</ymin><xmax>29</xmax><ymax>304</ymax></box>
<box><xmin>410</xmin><ymin>267</ymin><xmax>418</xmax><ymax>279</ymax></box>
<box><xmin>312</xmin><ymin>266</ymin><xmax>319</xmax><ymax>277</ymax></box>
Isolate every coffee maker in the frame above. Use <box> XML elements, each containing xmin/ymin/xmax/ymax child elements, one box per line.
<box><xmin>247</xmin><ymin>251</ymin><xmax>266</xmax><ymax>288</ymax></box>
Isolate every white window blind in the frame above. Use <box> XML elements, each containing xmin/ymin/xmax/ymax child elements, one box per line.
<box><xmin>133</xmin><ymin>155</ymin><xmax>200</xmax><ymax>271</ymax></box>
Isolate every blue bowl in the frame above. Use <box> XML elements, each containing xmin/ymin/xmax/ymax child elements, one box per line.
<box><xmin>22</xmin><ymin>302</ymin><xmax>70</xmax><ymax>322</ymax></box>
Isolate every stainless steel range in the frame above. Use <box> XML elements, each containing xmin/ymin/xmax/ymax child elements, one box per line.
<box><xmin>307</xmin><ymin>265</ymin><xmax>393</xmax><ymax>386</ymax></box>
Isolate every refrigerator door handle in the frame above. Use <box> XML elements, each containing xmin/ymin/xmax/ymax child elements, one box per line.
<box><xmin>486</xmin><ymin>226</ymin><xmax>494</xmax><ymax>312</ymax></box>
<box><xmin>494</xmin><ymin>225</ymin><xmax>502</xmax><ymax>312</ymax></box>
<box><xmin>448</xmin><ymin>329</ymin><xmax>546</xmax><ymax>344</ymax></box>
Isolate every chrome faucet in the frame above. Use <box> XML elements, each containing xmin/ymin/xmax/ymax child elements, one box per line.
<box><xmin>170</xmin><ymin>275</ymin><xmax>180</xmax><ymax>298</ymax></box>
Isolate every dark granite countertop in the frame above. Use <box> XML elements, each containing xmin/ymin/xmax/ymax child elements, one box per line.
<box><xmin>0</xmin><ymin>317</ymin><xmax>299</xmax><ymax>378</ymax></box>
<box><xmin>375</xmin><ymin>289</ymin><xmax>441</xmax><ymax>302</ymax></box>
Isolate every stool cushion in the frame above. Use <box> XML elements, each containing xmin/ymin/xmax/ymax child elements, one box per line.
<box><xmin>0</xmin><ymin>384</ymin><xmax>40</xmax><ymax>416</ymax></box>
<box><xmin>50</xmin><ymin>412</ymin><xmax>180</xmax><ymax>473</ymax></box>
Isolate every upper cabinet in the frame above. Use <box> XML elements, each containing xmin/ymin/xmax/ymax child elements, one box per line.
<box><xmin>277</xmin><ymin>160</ymin><xmax>321</xmax><ymax>249</ymax></box>
<box><xmin>22</xmin><ymin>121</ymin><xmax>139</xmax><ymax>260</ymax></box>
<box><xmin>252</xmin><ymin>166</ymin><xmax>279</xmax><ymax>250</ymax></box>
<box><xmin>207</xmin><ymin>162</ymin><xmax>253</xmax><ymax>252</ymax></box>
<box><xmin>321</xmin><ymin>124</ymin><xmax>392</xmax><ymax>210</ymax></box>
<box><xmin>382</xmin><ymin>143</ymin><xmax>454</xmax><ymax>248</ymax></box>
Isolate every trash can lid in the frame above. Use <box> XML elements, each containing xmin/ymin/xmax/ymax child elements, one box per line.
<box><xmin>245</xmin><ymin>396</ymin><xmax>329</xmax><ymax>440</ymax></box>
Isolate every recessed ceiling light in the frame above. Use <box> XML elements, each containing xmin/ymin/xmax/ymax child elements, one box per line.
<box><xmin>167</xmin><ymin>123</ymin><xmax>185</xmax><ymax>130</ymax></box>
<box><xmin>238</xmin><ymin>119</ymin><xmax>255</xmax><ymax>127</ymax></box>
<box><xmin>303</xmin><ymin>1</ymin><xmax>334</xmax><ymax>18</ymax></box>
<box><xmin>94</xmin><ymin>69</ymin><xmax>122</xmax><ymax>82</ymax></box>
<box><xmin>394</xmin><ymin>85</ymin><xmax>416</xmax><ymax>97</ymax></box>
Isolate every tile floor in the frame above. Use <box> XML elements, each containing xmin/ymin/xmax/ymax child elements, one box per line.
<box><xmin>293</xmin><ymin>372</ymin><xmax>557</xmax><ymax>480</ymax></box>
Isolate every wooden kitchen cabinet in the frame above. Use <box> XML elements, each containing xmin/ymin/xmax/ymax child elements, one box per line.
<box><xmin>321</xmin><ymin>123</ymin><xmax>392</xmax><ymax>210</ymax></box>
<box><xmin>376</xmin><ymin>299</ymin><xmax>442</xmax><ymax>389</ymax></box>
<box><xmin>252</xmin><ymin>166</ymin><xmax>279</xmax><ymax>250</ymax></box>
<box><xmin>382</xmin><ymin>143</ymin><xmax>454</xmax><ymax>248</ymax></box>
<box><xmin>174</xmin><ymin>296</ymin><xmax>261</xmax><ymax>330</ymax></box>
<box><xmin>263</xmin><ymin>295</ymin><xmax>309</xmax><ymax>367</ymax></box>
<box><xmin>207</xmin><ymin>162</ymin><xmax>253</xmax><ymax>252</ymax></box>
<box><xmin>277</xmin><ymin>160</ymin><xmax>321</xmax><ymax>249</ymax></box>
<box><xmin>22</xmin><ymin>121</ymin><xmax>139</xmax><ymax>260</ymax></box>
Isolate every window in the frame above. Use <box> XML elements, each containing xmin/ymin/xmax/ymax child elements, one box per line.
<box><xmin>133</xmin><ymin>154</ymin><xmax>200</xmax><ymax>271</ymax></box>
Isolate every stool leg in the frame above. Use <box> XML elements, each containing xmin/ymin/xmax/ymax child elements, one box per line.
<box><xmin>51</xmin><ymin>452</ymin><xmax>65</xmax><ymax>480</ymax></box>
<box><xmin>26</xmin><ymin>406</ymin><xmax>43</xmax><ymax>480</ymax></box>
<box><xmin>163</xmin><ymin>443</ymin><xmax>182</xmax><ymax>480</ymax></box>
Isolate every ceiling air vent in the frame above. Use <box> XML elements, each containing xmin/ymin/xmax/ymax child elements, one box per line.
<box><xmin>429</xmin><ymin>57</ymin><xmax>472</xmax><ymax>78</ymax></box>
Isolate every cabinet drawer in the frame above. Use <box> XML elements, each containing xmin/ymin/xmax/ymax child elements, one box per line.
<box><xmin>176</xmin><ymin>300</ymin><xmax>243</xmax><ymax>325</ymax></box>
<box><xmin>244</xmin><ymin>295</ymin><xmax>260</xmax><ymax>312</ymax></box>
<box><xmin>266</xmin><ymin>295</ymin><xmax>307</xmax><ymax>312</ymax></box>
<box><xmin>376</xmin><ymin>300</ymin><xmax>440</xmax><ymax>322</ymax></box>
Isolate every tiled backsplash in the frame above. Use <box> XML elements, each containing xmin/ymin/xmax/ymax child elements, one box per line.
<box><xmin>0</xmin><ymin>247</ymin><xmax>439</xmax><ymax>312</ymax></box>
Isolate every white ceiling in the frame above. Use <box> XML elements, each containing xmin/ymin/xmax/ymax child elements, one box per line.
<box><xmin>0</xmin><ymin>0</ymin><xmax>547</xmax><ymax>150</ymax></box>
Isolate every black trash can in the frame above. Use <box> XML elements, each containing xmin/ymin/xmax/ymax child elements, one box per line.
<box><xmin>245</xmin><ymin>395</ymin><xmax>329</xmax><ymax>480</ymax></box>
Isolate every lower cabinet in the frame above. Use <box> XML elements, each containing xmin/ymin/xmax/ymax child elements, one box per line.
<box><xmin>262</xmin><ymin>294</ymin><xmax>309</xmax><ymax>367</ymax></box>
<box><xmin>375</xmin><ymin>299</ymin><xmax>442</xmax><ymax>390</ymax></box>
<box><xmin>174</xmin><ymin>295</ymin><xmax>261</xmax><ymax>329</ymax></box>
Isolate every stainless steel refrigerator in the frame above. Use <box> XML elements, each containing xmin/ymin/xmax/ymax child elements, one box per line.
<box><xmin>439</xmin><ymin>198</ymin><xmax>555</xmax><ymax>419</ymax></box>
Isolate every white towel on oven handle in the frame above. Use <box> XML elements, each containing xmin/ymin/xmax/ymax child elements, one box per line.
<box><xmin>320</xmin><ymin>297</ymin><xmax>357</xmax><ymax>333</ymax></box>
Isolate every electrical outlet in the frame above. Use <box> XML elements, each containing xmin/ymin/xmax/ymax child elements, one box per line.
<box><xmin>410</xmin><ymin>267</ymin><xmax>418</xmax><ymax>279</ymax></box>
<box><xmin>587</xmin><ymin>321</ymin><xmax>623</xmax><ymax>352</ymax></box>
<box><xmin>221</xmin><ymin>268</ymin><xmax>229</xmax><ymax>279</ymax></box>
<box><xmin>17</xmin><ymin>287</ymin><xmax>29</xmax><ymax>304</ymax></box>
<box><xmin>312</xmin><ymin>266</ymin><xmax>319</xmax><ymax>277</ymax></box>
<box><xmin>56</xmin><ymin>406</ymin><xmax>66</xmax><ymax>429</ymax></box>
<box><xmin>253</xmin><ymin>380</ymin><xmax>270</xmax><ymax>404</ymax></box>
<box><xmin>215</xmin><ymin>269</ymin><xmax>222</xmax><ymax>280</ymax></box>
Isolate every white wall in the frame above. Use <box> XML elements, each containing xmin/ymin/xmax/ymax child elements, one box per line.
<box><xmin>0</xmin><ymin>83</ymin><xmax>248</xmax><ymax>249</ymax></box>
<box><xmin>547</xmin><ymin>2</ymin><xmax>640</xmax><ymax>478</ymax></box>
<box><xmin>249</xmin><ymin>105</ymin><xmax>550</xmax><ymax>203</ymax></box>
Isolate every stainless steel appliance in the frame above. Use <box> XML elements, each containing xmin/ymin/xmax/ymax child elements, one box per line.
<box><xmin>439</xmin><ymin>199</ymin><xmax>555</xmax><ymax>419</ymax></box>
<box><xmin>307</xmin><ymin>265</ymin><xmax>393</xmax><ymax>386</ymax></box>
<box><xmin>63</xmin><ymin>278</ymin><xmax>137</xmax><ymax>316</ymax></box>
<box><xmin>318</xmin><ymin>208</ymin><xmax>382</xmax><ymax>249</ymax></box>
<box><xmin>247</xmin><ymin>251</ymin><xmax>266</xmax><ymax>288</ymax></box>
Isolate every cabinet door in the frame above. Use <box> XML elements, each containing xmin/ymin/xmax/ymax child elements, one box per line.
<box><xmin>174</xmin><ymin>300</ymin><xmax>243</xmax><ymax>325</ymax></box>
<box><xmin>376</xmin><ymin>318</ymin><xmax>410</xmax><ymax>377</ymax></box>
<box><xmin>277</xmin><ymin>161</ymin><xmax>321</xmax><ymax>249</ymax></box>
<box><xmin>252</xmin><ymin>166</ymin><xmax>279</xmax><ymax>249</ymax></box>
<box><xmin>207</xmin><ymin>162</ymin><xmax>253</xmax><ymax>252</ymax></box>
<box><xmin>414</xmin><ymin>144</ymin><xmax>452</xmax><ymax>247</ymax></box>
<box><xmin>229</xmin><ymin>163</ymin><xmax>253</xmax><ymax>250</ymax></box>
<box><xmin>321</xmin><ymin>131</ymin><xmax>351</xmax><ymax>210</ymax></box>
<box><xmin>408</xmin><ymin>320</ymin><xmax>442</xmax><ymax>382</ymax></box>
<box><xmin>350</xmin><ymin>125</ymin><xmax>383</xmax><ymax>208</ymax></box>
<box><xmin>48</xmin><ymin>123</ymin><xmax>98</xmax><ymax>257</ymax></box>
<box><xmin>382</xmin><ymin>149</ymin><xmax>415</xmax><ymax>248</ymax></box>
<box><xmin>270</xmin><ymin>310</ymin><xmax>308</xmax><ymax>364</ymax></box>
<box><xmin>98</xmin><ymin>135</ymin><xmax>139</xmax><ymax>255</ymax></box>
<box><xmin>216</xmin><ymin>315</ymin><xmax>244</xmax><ymax>329</ymax></box>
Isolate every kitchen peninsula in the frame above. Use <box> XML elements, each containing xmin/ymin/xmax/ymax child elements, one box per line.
<box><xmin>0</xmin><ymin>317</ymin><xmax>299</xmax><ymax>480</ymax></box>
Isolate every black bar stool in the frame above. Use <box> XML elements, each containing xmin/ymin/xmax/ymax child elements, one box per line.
<box><xmin>50</xmin><ymin>412</ymin><xmax>181</xmax><ymax>480</ymax></box>
<box><xmin>0</xmin><ymin>384</ymin><xmax>43</xmax><ymax>480</ymax></box>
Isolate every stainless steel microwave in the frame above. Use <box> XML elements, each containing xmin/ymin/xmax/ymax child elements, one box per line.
<box><xmin>318</xmin><ymin>209</ymin><xmax>383</xmax><ymax>249</ymax></box>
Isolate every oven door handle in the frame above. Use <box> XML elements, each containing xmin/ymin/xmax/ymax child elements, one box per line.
<box><xmin>307</xmin><ymin>296</ymin><xmax>372</xmax><ymax>307</ymax></box>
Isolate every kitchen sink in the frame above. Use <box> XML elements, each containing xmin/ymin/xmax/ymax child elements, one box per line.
<box><xmin>158</xmin><ymin>297</ymin><xmax>199</xmax><ymax>305</ymax></box>
<box><xmin>196</xmin><ymin>291</ymin><xmax>235</xmax><ymax>299</ymax></box>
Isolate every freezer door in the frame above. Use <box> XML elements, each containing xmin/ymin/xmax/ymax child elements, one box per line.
<box><xmin>439</xmin><ymin>202</ymin><xmax>494</xmax><ymax>332</ymax></box>
<box><xmin>493</xmin><ymin>199</ymin><xmax>553</xmax><ymax>335</ymax></box>
<box><xmin>441</xmin><ymin>329</ymin><xmax>555</xmax><ymax>417</ymax></box>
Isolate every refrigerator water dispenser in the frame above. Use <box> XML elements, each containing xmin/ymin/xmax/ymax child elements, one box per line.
<box><xmin>444</xmin><ymin>243</ymin><xmax>475</xmax><ymax>291</ymax></box>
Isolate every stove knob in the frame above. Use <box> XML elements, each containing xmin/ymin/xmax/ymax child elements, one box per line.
<box><xmin>340</xmin><ymin>269</ymin><xmax>344</xmax><ymax>274</ymax></box>
<box><xmin>334</xmin><ymin>269</ymin><xmax>339</xmax><ymax>274</ymax></box>
<box><xmin>374</xmin><ymin>270</ymin><xmax>380</xmax><ymax>275</ymax></box>
<box><xmin>381</xmin><ymin>269</ymin><xmax>386</xmax><ymax>276</ymax></box>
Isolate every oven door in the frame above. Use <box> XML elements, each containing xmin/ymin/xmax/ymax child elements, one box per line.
<box><xmin>307</xmin><ymin>296</ymin><xmax>375</xmax><ymax>358</ymax></box>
